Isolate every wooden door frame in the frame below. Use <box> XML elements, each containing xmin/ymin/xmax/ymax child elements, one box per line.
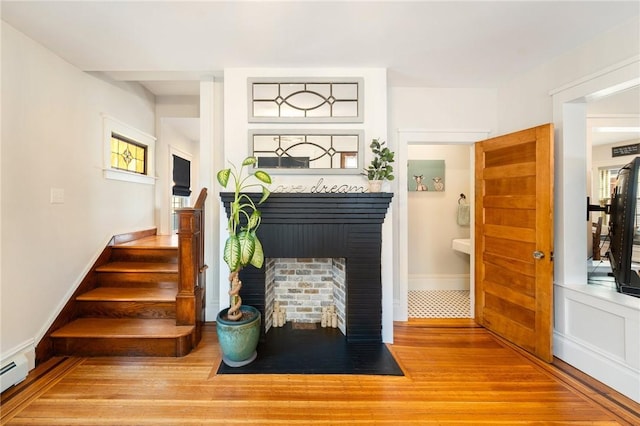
<box><xmin>395</xmin><ymin>129</ymin><xmax>490</xmax><ymax>321</ymax></box>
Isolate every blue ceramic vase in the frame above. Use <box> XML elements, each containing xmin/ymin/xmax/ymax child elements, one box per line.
<box><xmin>216</xmin><ymin>305</ymin><xmax>261</xmax><ymax>367</ymax></box>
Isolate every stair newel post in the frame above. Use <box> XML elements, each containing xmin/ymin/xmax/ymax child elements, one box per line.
<box><xmin>176</xmin><ymin>188</ymin><xmax>207</xmax><ymax>344</ymax></box>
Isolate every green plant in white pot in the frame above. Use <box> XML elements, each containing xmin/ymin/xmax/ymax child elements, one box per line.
<box><xmin>363</xmin><ymin>138</ymin><xmax>395</xmax><ymax>192</ymax></box>
<box><xmin>216</xmin><ymin>156</ymin><xmax>271</xmax><ymax>367</ymax></box>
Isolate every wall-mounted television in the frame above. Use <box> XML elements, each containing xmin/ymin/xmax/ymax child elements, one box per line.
<box><xmin>607</xmin><ymin>156</ymin><xmax>640</xmax><ymax>297</ymax></box>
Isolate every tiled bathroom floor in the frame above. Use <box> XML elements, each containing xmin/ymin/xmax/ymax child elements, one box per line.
<box><xmin>408</xmin><ymin>290</ymin><xmax>471</xmax><ymax>318</ymax></box>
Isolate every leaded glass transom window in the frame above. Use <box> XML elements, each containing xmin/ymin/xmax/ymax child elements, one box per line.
<box><xmin>249</xmin><ymin>78</ymin><xmax>363</xmax><ymax>123</ymax></box>
<box><xmin>250</xmin><ymin>130</ymin><xmax>363</xmax><ymax>174</ymax></box>
<box><xmin>110</xmin><ymin>133</ymin><xmax>147</xmax><ymax>175</ymax></box>
<box><xmin>102</xmin><ymin>114</ymin><xmax>155</xmax><ymax>185</ymax></box>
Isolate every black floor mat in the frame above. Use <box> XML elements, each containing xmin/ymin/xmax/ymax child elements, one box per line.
<box><xmin>216</xmin><ymin>323</ymin><xmax>404</xmax><ymax>376</ymax></box>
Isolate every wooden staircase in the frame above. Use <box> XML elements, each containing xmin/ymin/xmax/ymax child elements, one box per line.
<box><xmin>50</xmin><ymin>236</ymin><xmax>195</xmax><ymax>357</ymax></box>
<box><xmin>38</xmin><ymin>190</ymin><xmax>208</xmax><ymax>361</ymax></box>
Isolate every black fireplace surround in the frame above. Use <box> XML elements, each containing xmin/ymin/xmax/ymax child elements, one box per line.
<box><xmin>220</xmin><ymin>192</ymin><xmax>393</xmax><ymax>343</ymax></box>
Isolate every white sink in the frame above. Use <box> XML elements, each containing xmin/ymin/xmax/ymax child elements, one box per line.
<box><xmin>452</xmin><ymin>238</ymin><xmax>471</xmax><ymax>255</ymax></box>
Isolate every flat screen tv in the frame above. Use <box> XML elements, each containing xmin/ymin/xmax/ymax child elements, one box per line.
<box><xmin>608</xmin><ymin>156</ymin><xmax>640</xmax><ymax>297</ymax></box>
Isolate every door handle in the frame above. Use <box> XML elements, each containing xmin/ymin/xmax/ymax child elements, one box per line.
<box><xmin>533</xmin><ymin>250</ymin><xmax>545</xmax><ymax>260</ymax></box>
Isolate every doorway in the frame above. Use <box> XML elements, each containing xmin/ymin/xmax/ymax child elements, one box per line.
<box><xmin>160</xmin><ymin>117</ymin><xmax>200</xmax><ymax>235</ymax></box>
<box><xmin>396</xmin><ymin>129</ymin><xmax>490</xmax><ymax>322</ymax></box>
<box><xmin>406</xmin><ymin>143</ymin><xmax>472</xmax><ymax>318</ymax></box>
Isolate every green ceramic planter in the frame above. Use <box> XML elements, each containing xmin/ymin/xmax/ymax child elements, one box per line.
<box><xmin>216</xmin><ymin>305</ymin><xmax>261</xmax><ymax>367</ymax></box>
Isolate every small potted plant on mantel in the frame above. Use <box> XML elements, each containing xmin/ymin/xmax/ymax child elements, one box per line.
<box><xmin>216</xmin><ymin>156</ymin><xmax>271</xmax><ymax>367</ymax></box>
<box><xmin>363</xmin><ymin>138</ymin><xmax>395</xmax><ymax>192</ymax></box>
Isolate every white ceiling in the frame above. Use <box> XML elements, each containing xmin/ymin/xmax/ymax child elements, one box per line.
<box><xmin>2</xmin><ymin>1</ymin><xmax>639</xmax><ymax>92</ymax></box>
<box><xmin>2</xmin><ymin>1</ymin><xmax>639</xmax><ymax>144</ymax></box>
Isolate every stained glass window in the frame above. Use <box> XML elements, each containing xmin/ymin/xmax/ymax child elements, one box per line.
<box><xmin>110</xmin><ymin>133</ymin><xmax>147</xmax><ymax>175</ymax></box>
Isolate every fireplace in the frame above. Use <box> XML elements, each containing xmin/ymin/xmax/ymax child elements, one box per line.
<box><xmin>220</xmin><ymin>193</ymin><xmax>393</xmax><ymax>343</ymax></box>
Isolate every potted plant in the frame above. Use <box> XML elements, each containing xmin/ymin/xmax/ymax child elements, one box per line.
<box><xmin>216</xmin><ymin>156</ymin><xmax>271</xmax><ymax>367</ymax></box>
<box><xmin>363</xmin><ymin>138</ymin><xmax>395</xmax><ymax>192</ymax></box>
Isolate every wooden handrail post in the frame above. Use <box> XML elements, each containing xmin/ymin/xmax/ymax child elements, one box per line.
<box><xmin>176</xmin><ymin>188</ymin><xmax>207</xmax><ymax>345</ymax></box>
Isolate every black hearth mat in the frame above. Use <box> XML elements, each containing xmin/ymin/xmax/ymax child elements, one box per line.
<box><xmin>216</xmin><ymin>324</ymin><xmax>404</xmax><ymax>376</ymax></box>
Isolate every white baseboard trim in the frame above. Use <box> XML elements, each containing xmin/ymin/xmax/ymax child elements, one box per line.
<box><xmin>554</xmin><ymin>330</ymin><xmax>640</xmax><ymax>403</ymax></box>
<box><xmin>409</xmin><ymin>274</ymin><xmax>470</xmax><ymax>291</ymax></box>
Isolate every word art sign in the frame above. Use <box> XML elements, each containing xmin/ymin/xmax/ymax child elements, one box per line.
<box><xmin>272</xmin><ymin>178</ymin><xmax>367</xmax><ymax>194</ymax></box>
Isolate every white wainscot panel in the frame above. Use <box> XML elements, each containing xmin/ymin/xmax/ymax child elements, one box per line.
<box><xmin>554</xmin><ymin>284</ymin><xmax>640</xmax><ymax>402</ymax></box>
<box><xmin>566</xmin><ymin>298</ymin><xmax>626</xmax><ymax>359</ymax></box>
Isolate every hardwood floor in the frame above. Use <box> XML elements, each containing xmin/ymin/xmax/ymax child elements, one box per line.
<box><xmin>2</xmin><ymin>319</ymin><xmax>639</xmax><ymax>425</ymax></box>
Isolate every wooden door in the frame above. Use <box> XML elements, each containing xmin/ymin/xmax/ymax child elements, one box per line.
<box><xmin>475</xmin><ymin>124</ymin><xmax>554</xmax><ymax>362</ymax></box>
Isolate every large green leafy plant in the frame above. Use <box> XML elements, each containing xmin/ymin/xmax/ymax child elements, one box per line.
<box><xmin>364</xmin><ymin>138</ymin><xmax>395</xmax><ymax>181</ymax></box>
<box><xmin>217</xmin><ymin>156</ymin><xmax>271</xmax><ymax>321</ymax></box>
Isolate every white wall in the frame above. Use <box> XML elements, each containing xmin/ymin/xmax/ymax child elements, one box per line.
<box><xmin>1</xmin><ymin>23</ymin><xmax>156</xmax><ymax>367</ymax></box>
<box><xmin>495</xmin><ymin>17</ymin><xmax>640</xmax><ymax>402</ymax></box>
<box><xmin>496</xmin><ymin>17</ymin><xmax>640</xmax><ymax>136</ymax></box>
<box><xmin>389</xmin><ymin>88</ymin><xmax>498</xmax><ymax>132</ymax></box>
<box><xmin>407</xmin><ymin>144</ymin><xmax>471</xmax><ymax>291</ymax></box>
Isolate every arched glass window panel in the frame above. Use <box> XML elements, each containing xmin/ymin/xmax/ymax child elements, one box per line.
<box><xmin>249</xmin><ymin>78</ymin><xmax>364</xmax><ymax>123</ymax></box>
<box><xmin>250</xmin><ymin>130</ymin><xmax>363</xmax><ymax>175</ymax></box>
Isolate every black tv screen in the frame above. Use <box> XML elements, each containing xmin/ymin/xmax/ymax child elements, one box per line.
<box><xmin>608</xmin><ymin>156</ymin><xmax>640</xmax><ymax>297</ymax></box>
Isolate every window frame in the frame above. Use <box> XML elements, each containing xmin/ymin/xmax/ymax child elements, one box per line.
<box><xmin>248</xmin><ymin>129</ymin><xmax>364</xmax><ymax>175</ymax></box>
<box><xmin>247</xmin><ymin>77</ymin><xmax>364</xmax><ymax>123</ymax></box>
<box><xmin>102</xmin><ymin>114</ymin><xmax>156</xmax><ymax>185</ymax></box>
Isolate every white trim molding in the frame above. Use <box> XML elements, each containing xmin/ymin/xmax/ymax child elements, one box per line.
<box><xmin>102</xmin><ymin>114</ymin><xmax>157</xmax><ymax>185</ymax></box>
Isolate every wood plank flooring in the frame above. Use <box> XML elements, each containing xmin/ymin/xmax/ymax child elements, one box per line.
<box><xmin>2</xmin><ymin>320</ymin><xmax>639</xmax><ymax>425</ymax></box>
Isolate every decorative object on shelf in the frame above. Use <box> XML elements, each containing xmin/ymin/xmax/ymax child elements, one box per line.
<box><xmin>363</xmin><ymin>138</ymin><xmax>395</xmax><ymax>192</ymax></box>
<box><xmin>407</xmin><ymin>160</ymin><xmax>445</xmax><ymax>192</ymax></box>
<box><xmin>248</xmin><ymin>77</ymin><xmax>364</xmax><ymax>123</ymax></box>
<box><xmin>250</xmin><ymin>130</ymin><xmax>363</xmax><ymax>174</ymax></box>
<box><xmin>216</xmin><ymin>156</ymin><xmax>272</xmax><ymax>367</ymax></box>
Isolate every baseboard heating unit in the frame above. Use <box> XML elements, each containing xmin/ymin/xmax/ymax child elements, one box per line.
<box><xmin>1</xmin><ymin>354</ymin><xmax>28</xmax><ymax>393</ymax></box>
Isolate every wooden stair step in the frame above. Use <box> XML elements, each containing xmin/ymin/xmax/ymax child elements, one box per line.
<box><xmin>109</xmin><ymin>248</ymin><xmax>178</xmax><ymax>263</ymax></box>
<box><xmin>77</xmin><ymin>287</ymin><xmax>177</xmax><ymax>302</ymax></box>
<box><xmin>114</xmin><ymin>235</ymin><xmax>178</xmax><ymax>249</ymax></box>
<box><xmin>51</xmin><ymin>319</ymin><xmax>195</xmax><ymax>357</ymax></box>
<box><xmin>95</xmin><ymin>279</ymin><xmax>178</xmax><ymax>289</ymax></box>
<box><xmin>51</xmin><ymin>318</ymin><xmax>192</xmax><ymax>339</ymax></box>
<box><xmin>96</xmin><ymin>262</ymin><xmax>178</xmax><ymax>273</ymax></box>
<box><xmin>110</xmin><ymin>237</ymin><xmax>178</xmax><ymax>263</ymax></box>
